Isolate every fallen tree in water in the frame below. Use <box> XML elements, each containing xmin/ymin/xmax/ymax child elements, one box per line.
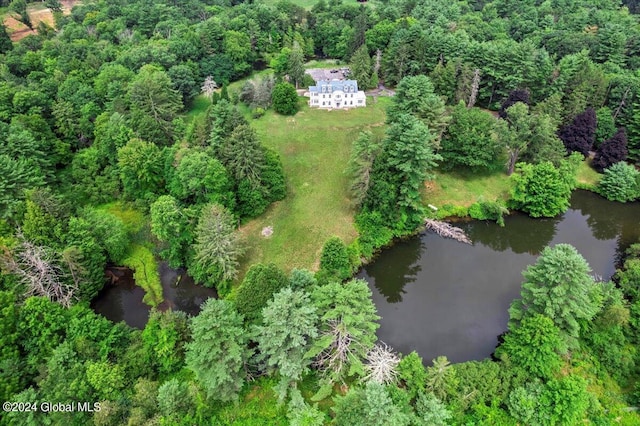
<box><xmin>424</xmin><ymin>219</ymin><xmax>472</xmax><ymax>245</ymax></box>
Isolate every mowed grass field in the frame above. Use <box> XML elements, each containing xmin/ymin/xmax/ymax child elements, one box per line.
<box><xmin>237</xmin><ymin>96</ymin><xmax>390</xmax><ymax>276</ymax></box>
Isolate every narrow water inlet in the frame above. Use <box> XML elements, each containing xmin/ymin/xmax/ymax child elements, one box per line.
<box><xmin>92</xmin><ymin>261</ymin><xmax>217</xmax><ymax>328</ymax></box>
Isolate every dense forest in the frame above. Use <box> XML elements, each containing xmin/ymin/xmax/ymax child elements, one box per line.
<box><xmin>1</xmin><ymin>0</ymin><xmax>640</xmax><ymax>424</ymax></box>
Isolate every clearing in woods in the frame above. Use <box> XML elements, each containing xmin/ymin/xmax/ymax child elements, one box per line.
<box><xmin>3</xmin><ymin>0</ymin><xmax>78</xmax><ymax>41</ymax></box>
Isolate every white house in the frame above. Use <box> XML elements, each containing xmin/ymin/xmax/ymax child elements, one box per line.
<box><xmin>308</xmin><ymin>79</ymin><xmax>366</xmax><ymax>109</ymax></box>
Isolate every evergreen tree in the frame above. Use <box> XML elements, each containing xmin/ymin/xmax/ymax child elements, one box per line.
<box><xmin>597</xmin><ymin>161</ymin><xmax>640</xmax><ymax>202</ymax></box>
<box><xmin>349</xmin><ymin>45</ymin><xmax>372</xmax><ymax>90</ymax></box>
<box><xmin>185</xmin><ymin>299</ymin><xmax>251</xmax><ymax>402</ymax></box>
<box><xmin>189</xmin><ymin>204</ymin><xmax>243</xmax><ymax>289</ymax></box>
<box><xmin>308</xmin><ymin>280</ymin><xmax>379</xmax><ymax>384</ymax></box>
<box><xmin>347</xmin><ymin>131</ymin><xmax>381</xmax><ymax>207</ymax></box>
<box><xmin>0</xmin><ymin>23</ymin><xmax>12</xmax><ymax>54</ymax></box>
<box><xmin>218</xmin><ymin>124</ymin><xmax>266</xmax><ymax>186</ymax></box>
<box><xmin>593</xmin><ymin>128</ymin><xmax>628</xmax><ymax>172</ymax></box>
<box><xmin>272</xmin><ymin>83</ymin><xmax>299</xmax><ymax>115</ymax></box>
<box><xmin>594</xmin><ymin>107</ymin><xmax>616</xmax><ymax>148</ymax></box>
<box><xmin>254</xmin><ymin>288</ymin><xmax>319</xmax><ymax>401</ymax></box>
<box><xmin>509</xmin><ymin>244</ymin><xmax>602</xmax><ymax>346</ymax></box>
<box><xmin>496</xmin><ymin>314</ymin><xmax>564</xmax><ymax>379</ymax></box>
<box><xmin>235</xmin><ymin>263</ymin><xmax>289</xmax><ymax>324</ymax></box>
<box><xmin>287</xmin><ymin>46</ymin><xmax>305</xmax><ymax>89</ymax></box>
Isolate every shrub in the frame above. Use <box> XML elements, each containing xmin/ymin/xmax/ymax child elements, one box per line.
<box><xmin>354</xmin><ymin>211</ymin><xmax>394</xmax><ymax>259</ymax></box>
<box><xmin>597</xmin><ymin>161</ymin><xmax>640</xmax><ymax>202</ymax></box>
<box><xmin>234</xmin><ymin>263</ymin><xmax>289</xmax><ymax>323</ymax></box>
<box><xmin>271</xmin><ymin>83</ymin><xmax>298</xmax><ymax>115</ymax></box>
<box><xmin>318</xmin><ymin>236</ymin><xmax>352</xmax><ymax>283</ymax></box>
<box><xmin>468</xmin><ymin>200</ymin><xmax>509</xmax><ymax>226</ymax></box>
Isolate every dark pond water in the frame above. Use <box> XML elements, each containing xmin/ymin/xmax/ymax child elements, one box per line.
<box><xmin>357</xmin><ymin>191</ymin><xmax>640</xmax><ymax>364</ymax></box>
<box><xmin>91</xmin><ymin>262</ymin><xmax>216</xmax><ymax>328</ymax></box>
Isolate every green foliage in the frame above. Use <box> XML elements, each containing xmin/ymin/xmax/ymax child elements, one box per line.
<box><xmin>332</xmin><ymin>382</ymin><xmax>412</xmax><ymax>426</ymax></box>
<box><xmin>287</xmin><ymin>387</ymin><xmax>326</xmax><ymax>426</ymax></box>
<box><xmin>254</xmin><ymin>287</ymin><xmax>318</xmax><ymax>400</ymax></box>
<box><xmin>349</xmin><ymin>45</ymin><xmax>373</xmax><ymax>90</ymax></box>
<box><xmin>169</xmin><ymin>148</ymin><xmax>234</xmax><ymax>207</ymax></box>
<box><xmin>309</xmin><ymin>280</ymin><xmax>379</xmax><ymax>384</ymax></box>
<box><xmin>150</xmin><ymin>195</ymin><xmax>193</xmax><ymax>268</ymax></box>
<box><xmin>235</xmin><ymin>262</ymin><xmax>289</xmax><ymax>324</ymax></box>
<box><xmin>318</xmin><ymin>236</ymin><xmax>352</xmax><ymax>283</ymax></box>
<box><xmin>387</xmin><ymin>75</ymin><xmax>448</xmax><ymax>143</ymax></box>
<box><xmin>121</xmin><ymin>244</ymin><xmax>163</xmax><ymax>307</ymax></box>
<box><xmin>128</xmin><ymin>64</ymin><xmax>183</xmax><ymax>145</ymax></box>
<box><xmin>426</xmin><ymin>356</ymin><xmax>458</xmax><ymax>402</ymax></box>
<box><xmin>158</xmin><ymin>378</ymin><xmax>196</xmax><ymax>420</ymax></box>
<box><xmin>189</xmin><ymin>203</ymin><xmax>243</xmax><ymax>289</ymax></box>
<box><xmin>0</xmin><ymin>291</ymin><xmax>22</xmax><ymax>401</ymax></box>
<box><xmin>262</xmin><ymin>148</ymin><xmax>287</xmax><ymax>202</ymax></box>
<box><xmin>415</xmin><ymin>391</ymin><xmax>452</xmax><ymax>425</ymax></box>
<box><xmin>0</xmin><ymin>154</ymin><xmax>45</xmax><ymax>221</ymax></box>
<box><xmin>117</xmin><ymin>138</ymin><xmax>164</xmax><ymax>203</ymax></box>
<box><xmin>509</xmin><ymin>159</ymin><xmax>576</xmax><ymax>218</ymax></box>
<box><xmin>397</xmin><ymin>351</ymin><xmax>427</xmax><ymax>400</ymax></box>
<box><xmin>496</xmin><ymin>314</ymin><xmax>564</xmax><ymax>379</ymax></box>
<box><xmin>142</xmin><ymin>309</ymin><xmax>190</xmax><ymax>377</ymax></box>
<box><xmin>354</xmin><ymin>210</ymin><xmax>394</xmax><ymax>259</ymax></box>
<box><xmin>78</xmin><ymin>207</ymin><xmax>129</xmax><ymax>264</ymax></box>
<box><xmin>441</xmin><ymin>103</ymin><xmax>503</xmax><ymax>172</ymax></box>
<box><xmin>509</xmin><ymin>244</ymin><xmax>602</xmax><ymax>346</ymax></box>
<box><xmin>594</xmin><ymin>107</ymin><xmax>616</xmax><ymax>148</ymax></box>
<box><xmin>597</xmin><ymin>161</ymin><xmax>640</xmax><ymax>202</ymax></box>
<box><xmin>185</xmin><ymin>299</ymin><xmax>251</xmax><ymax>402</ymax></box>
<box><xmin>540</xmin><ymin>375</ymin><xmax>590</xmax><ymax>425</ymax></box>
<box><xmin>17</xmin><ymin>297</ymin><xmax>67</xmax><ymax>374</ymax></box>
<box><xmin>468</xmin><ymin>199</ymin><xmax>509</xmax><ymax>226</ymax></box>
<box><xmin>347</xmin><ymin>131</ymin><xmax>381</xmax><ymax>208</ymax></box>
<box><xmin>86</xmin><ymin>360</ymin><xmax>125</xmax><ymax>400</ymax></box>
<box><xmin>272</xmin><ymin>83</ymin><xmax>299</xmax><ymax>115</ymax></box>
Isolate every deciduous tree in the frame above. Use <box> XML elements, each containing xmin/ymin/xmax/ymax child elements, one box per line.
<box><xmin>272</xmin><ymin>82</ymin><xmax>299</xmax><ymax>115</ymax></box>
<box><xmin>593</xmin><ymin>127</ymin><xmax>628</xmax><ymax>172</ymax></box>
<box><xmin>558</xmin><ymin>108</ymin><xmax>597</xmax><ymax>157</ymax></box>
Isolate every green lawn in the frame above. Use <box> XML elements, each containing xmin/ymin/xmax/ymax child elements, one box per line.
<box><xmin>424</xmin><ymin>169</ymin><xmax>513</xmax><ymax>208</ymax></box>
<box><xmin>256</xmin><ymin>0</ymin><xmax>319</xmax><ymax>10</ymax></box>
<box><xmin>576</xmin><ymin>158</ymin><xmax>602</xmax><ymax>188</ymax></box>
<box><xmin>237</xmin><ymin>96</ymin><xmax>389</xmax><ymax>276</ymax></box>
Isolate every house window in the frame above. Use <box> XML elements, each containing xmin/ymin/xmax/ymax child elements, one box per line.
<box><xmin>322</xmin><ymin>94</ymin><xmax>325</xmax><ymax>98</ymax></box>
<box><xmin>358</xmin><ymin>100</ymin><xmax>363</xmax><ymax>104</ymax></box>
<box><xmin>322</xmin><ymin>102</ymin><xmax>325</xmax><ymax>105</ymax></box>
<box><xmin>350</xmin><ymin>101</ymin><xmax>353</xmax><ymax>105</ymax></box>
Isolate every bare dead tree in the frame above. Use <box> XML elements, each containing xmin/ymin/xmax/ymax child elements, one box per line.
<box><xmin>467</xmin><ymin>69</ymin><xmax>480</xmax><ymax>108</ymax></box>
<box><xmin>364</xmin><ymin>342</ymin><xmax>400</xmax><ymax>385</ymax></box>
<box><xmin>613</xmin><ymin>86</ymin><xmax>631</xmax><ymax>120</ymax></box>
<box><xmin>0</xmin><ymin>235</ymin><xmax>77</xmax><ymax>308</ymax></box>
<box><xmin>201</xmin><ymin>76</ymin><xmax>218</xmax><ymax>99</ymax></box>
<box><xmin>313</xmin><ymin>319</ymin><xmax>360</xmax><ymax>382</ymax></box>
<box><xmin>424</xmin><ymin>219</ymin><xmax>472</xmax><ymax>245</ymax></box>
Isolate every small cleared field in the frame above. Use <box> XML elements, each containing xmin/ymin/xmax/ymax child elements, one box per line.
<box><xmin>2</xmin><ymin>0</ymin><xmax>77</xmax><ymax>41</ymax></box>
<box><xmin>424</xmin><ymin>169</ymin><xmax>513</xmax><ymax>208</ymax></box>
<box><xmin>238</xmin><ymin>96</ymin><xmax>390</xmax><ymax>276</ymax></box>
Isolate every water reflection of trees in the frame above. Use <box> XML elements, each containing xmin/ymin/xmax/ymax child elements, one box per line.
<box><xmin>463</xmin><ymin>214</ymin><xmax>560</xmax><ymax>255</ymax></box>
<box><xmin>366</xmin><ymin>237</ymin><xmax>424</xmax><ymax>303</ymax></box>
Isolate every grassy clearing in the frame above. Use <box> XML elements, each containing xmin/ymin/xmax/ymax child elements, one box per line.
<box><xmin>238</xmin><ymin>97</ymin><xmax>389</xmax><ymax>276</ymax></box>
<box><xmin>576</xmin><ymin>158</ymin><xmax>602</xmax><ymax>188</ymax></box>
<box><xmin>424</xmin><ymin>169</ymin><xmax>513</xmax><ymax>208</ymax></box>
<box><xmin>184</xmin><ymin>95</ymin><xmax>212</xmax><ymax>123</ymax></box>
<box><xmin>256</xmin><ymin>0</ymin><xmax>319</xmax><ymax>10</ymax></box>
